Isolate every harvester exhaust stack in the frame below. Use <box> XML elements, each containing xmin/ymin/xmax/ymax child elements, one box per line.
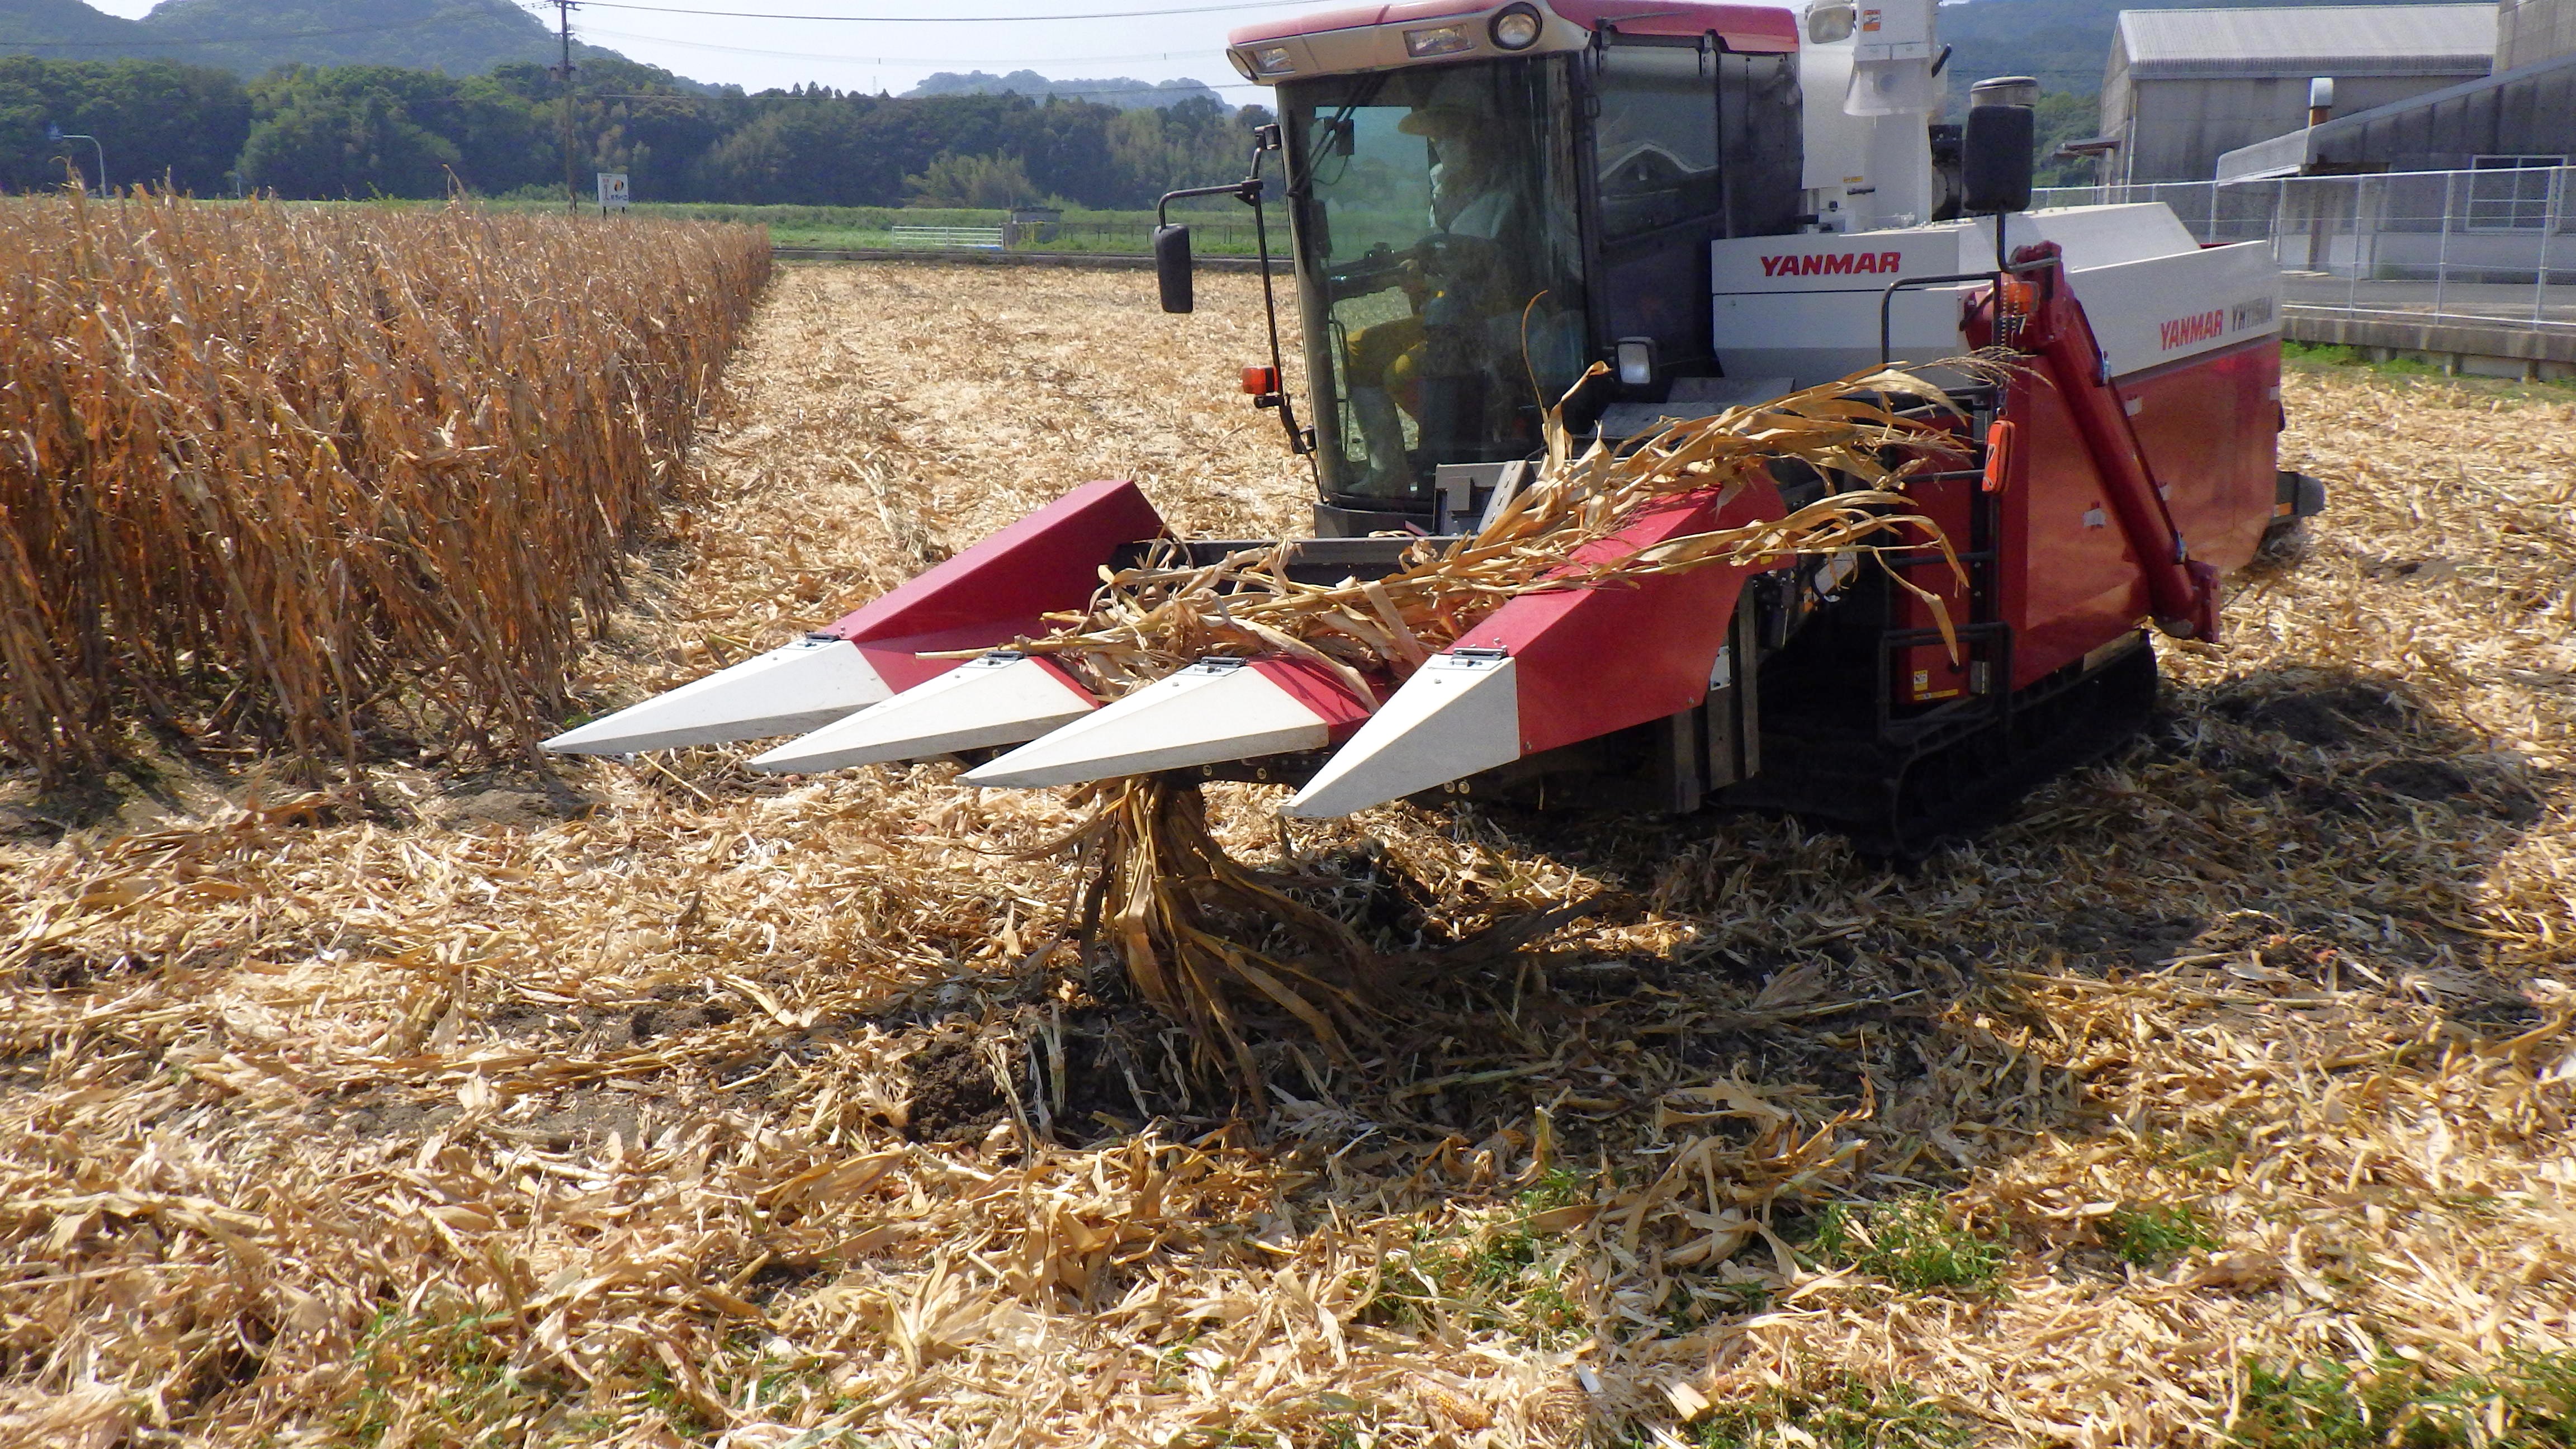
<box><xmin>962</xmin><ymin>656</ymin><xmax>1371</xmax><ymax>788</ymax></box>
<box><xmin>1282</xmin><ymin>651</ymin><xmax>1520</xmax><ymax>817</ymax></box>
<box><xmin>748</xmin><ymin>651</ymin><xmax>1096</xmax><ymax>773</ymax></box>
<box><xmin>544</xmin><ymin>635</ymin><xmax>891</xmax><ymax>755</ymax></box>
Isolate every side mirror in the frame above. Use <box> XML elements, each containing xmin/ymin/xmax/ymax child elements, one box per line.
<box><xmin>1962</xmin><ymin>103</ymin><xmax>2035</xmax><ymax>215</ymax></box>
<box><xmin>1154</xmin><ymin>224</ymin><xmax>1195</xmax><ymax>314</ymax></box>
<box><xmin>1324</xmin><ymin>117</ymin><xmax>1356</xmax><ymax>158</ymax></box>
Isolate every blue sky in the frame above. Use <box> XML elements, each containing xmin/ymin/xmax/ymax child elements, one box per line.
<box><xmin>82</xmin><ymin>0</ymin><xmax>1305</xmax><ymax>100</ymax></box>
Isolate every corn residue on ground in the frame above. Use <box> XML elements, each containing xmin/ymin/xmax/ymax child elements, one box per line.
<box><xmin>3</xmin><ymin>264</ymin><xmax>2572</xmax><ymax>1448</ymax></box>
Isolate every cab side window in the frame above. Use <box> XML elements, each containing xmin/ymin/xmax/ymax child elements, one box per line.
<box><xmin>1593</xmin><ymin>45</ymin><xmax>1722</xmax><ymax>241</ymax></box>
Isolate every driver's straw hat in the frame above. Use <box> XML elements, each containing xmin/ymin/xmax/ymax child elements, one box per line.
<box><xmin>1397</xmin><ymin>72</ymin><xmax>1488</xmax><ymax>136</ymax></box>
<box><xmin>1398</xmin><ymin>106</ymin><xmax>1480</xmax><ymax>136</ymax></box>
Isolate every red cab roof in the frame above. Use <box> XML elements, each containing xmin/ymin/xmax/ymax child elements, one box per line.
<box><xmin>1230</xmin><ymin>1</ymin><xmax>1797</xmax><ymax>52</ymax></box>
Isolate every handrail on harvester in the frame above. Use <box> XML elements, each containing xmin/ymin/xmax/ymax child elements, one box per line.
<box><xmin>1157</xmin><ymin>125</ymin><xmax>1314</xmax><ymax>477</ymax></box>
<box><xmin>1877</xmin><ymin>256</ymin><xmax>2059</xmax><ymax>366</ymax></box>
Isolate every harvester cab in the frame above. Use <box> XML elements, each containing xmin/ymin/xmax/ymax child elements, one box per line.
<box><xmin>549</xmin><ymin>0</ymin><xmax>2326</xmax><ymax>853</ymax></box>
<box><xmin>1169</xmin><ymin>0</ymin><xmax>1949</xmax><ymax>533</ymax></box>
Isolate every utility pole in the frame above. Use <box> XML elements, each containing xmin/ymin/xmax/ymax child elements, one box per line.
<box><xmin>552</xmin><ymin>0</ymin><xmax>579</xmax><ymax>215</ymax></box>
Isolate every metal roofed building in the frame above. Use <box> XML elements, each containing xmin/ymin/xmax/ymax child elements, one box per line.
<box><xmin>2216</xmin><ymin>0</ymin><xmax>2576</xmax><ymax>177</ymax></box>
<box><xmin>2100</xmin><ymin>4</ymin><xmax>2498</xmax><ymax>183</ymax></box>
<box><xmin>2215</xmin><ymin>49</ymin><xmax>2576</xmax><ymax>176</ymax></box>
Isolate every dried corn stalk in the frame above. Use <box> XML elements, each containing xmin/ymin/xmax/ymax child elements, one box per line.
<box><xmin>1013</xmin><ymin>361</ymin><xmax>1988</xmax><ymax>702</ymax></box>
<box><xmin>0</xmin><ymin>192</ymin><xmax>769</xmax><ymax>781</ymax></box>
<box><xmin>1024</xmin><ymin>361</ymin><xmax>1995</xmax><ymax>1086</ymax></box>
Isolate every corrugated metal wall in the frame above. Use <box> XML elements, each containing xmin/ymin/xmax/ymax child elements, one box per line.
<box><xmin>2310</xmin><ymin>55</ymin><xmax>2576</xmax><ymax>168</ymax></box>
<box><xmin>2115</xmin><ymin>72</ymin><xmax>2489</xmax><ymax>182</ymax></box>
<box><xmin>2501</xmin><ymin>0</ymin><xmax>2576</xmax><ymax>65</ymax></box>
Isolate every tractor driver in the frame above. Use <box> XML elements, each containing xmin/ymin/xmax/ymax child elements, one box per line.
<box><xmin>1343</xmin><ymin>97</ymin><xmax>1530</xmax><ymax>496</ymax></box>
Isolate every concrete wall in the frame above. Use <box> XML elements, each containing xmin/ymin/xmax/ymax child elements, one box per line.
<box><xmin>2110</xmin><ymin>70</ymin><xmax>2489</xmax><ymax>182</ymax></box>
<box><xmin>2285</xmin><ymin>304</ymin><xmax>2576</xmax><ymax>378</ymax></box>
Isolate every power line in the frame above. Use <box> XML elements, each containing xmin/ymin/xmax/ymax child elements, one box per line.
<box><xmin>574</xmin><ymin>0</ymin><xmax>1310</xmax><ymax>21</ymax></box>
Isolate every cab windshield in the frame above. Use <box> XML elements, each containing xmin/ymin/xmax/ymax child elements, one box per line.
<box><xmin>1282</xmin><ymin>58</ymin><xmax>1587</xmax><ymax>504</ymax></box>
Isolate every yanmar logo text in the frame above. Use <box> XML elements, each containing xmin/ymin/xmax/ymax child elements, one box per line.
<box><xmin>2159</xmin><ymin>309</ymin><xmax>2228</xmax><ymax>350</ymax></box>
<box><xmin>1760</xmin><ymin>250</ymin><xmax>1905</xmax><ymax>278</ymax></box>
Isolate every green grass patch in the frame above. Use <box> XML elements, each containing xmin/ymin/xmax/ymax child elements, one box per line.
<box><xmin>762</xmin><ymin>222</ymin><xmax>1263</xmax><ymax>255</ymax></box>
<box><xmin>338</xmin><ymin>1307</ymin><xmax>580</xmax><ymax>1446</ymax></box>
<box><xmin>168</xmin><ymin>197</ymin><xmax>1272</xmax><ymax>254</ymax></box>
<box><xmin>1803</xmin><ymin>1195</ymin><xmax>2007</xmax><ymax>1295</ymax></box>
<box><xmin>2282</xmin><ymin>339</ymin><xmax>2576</xmax><ymax>394</ymax></box>
<box><xmin>2139</xmin><ymin>1124</ymin><xmax>2256</xmax><ymax>1177</ymax></box>
<box><xmin>638</xmin><ymin>1361</ymin><xmax>715</xmax><ymax>1441</ymax></box>
<box><xmin>565</xmin><ymin>200</ymin><xmax>1263</xmax><ymax>254</ymax></box>
<box><xmin>1518</xmin><ymin>1165</ymin><xmax>1590</xmax><ymax>1212</ymax></box>
<box><xmin>1681</xmin><ymin>1376</ymin><xmax>1968</xmax><ymax>1449</ymax></box>
<box><xmin>2099</xmin><ymin>1202</ymin><xmax>2222</xmax><ymax>1266</ymax></box>
<box><xmin>1352</xmin><ymin>1192</ymin><xmax>1590</xmax><ymax>1344</ymax></box>
<box><xmin>2231</xmin><ymin>1352</ymin><xmax>2576</xmax><ymax>1448</ymax></box>
<box><xmin>2283</xmin><ymin>341</ymin><xmax>2445</xmax><ymax>377</ymax></box>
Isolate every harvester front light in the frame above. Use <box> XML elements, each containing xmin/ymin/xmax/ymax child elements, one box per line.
<box><xmin>1404</xmin><ymin>23</ymin><xmax>1474</xmax><ymax>56</ymax></box>
<box><xmin>1489</xmin><ymin>5</ymin><xmax>1543</xmax><ymax>49</ymax></box>
<box><xmin>1252</xmin><ymin>45</ymin><xmax>1295</xmax><ymax>74</ymax></box>
<box><xmin>1615</xmin><ymin>337</ymin><xmax>1656</xmax><ymax>387</ymax></box>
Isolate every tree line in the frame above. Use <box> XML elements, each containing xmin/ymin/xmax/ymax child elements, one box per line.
<box><xmin>0</xmin><ymin>54</ymin><xmax>1273</xmax><ymax>208</ymax></box>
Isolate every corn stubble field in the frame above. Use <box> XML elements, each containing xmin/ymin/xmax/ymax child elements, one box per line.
<box><xmin>3</xmin><ymin>241</ymin><xmax>2574</xmax><ymax>1448</ymax></box>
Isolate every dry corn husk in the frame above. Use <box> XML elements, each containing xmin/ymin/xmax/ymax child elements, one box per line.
<box><xmin>1011</xmin><ymin>359</ymin><xmax>1991</xmax><ymax>700</ymax></box>
<box><xmin>1025</xmin><ymin>359</ymin><xmax>1995</xmax><ymax>1085</ymax></box>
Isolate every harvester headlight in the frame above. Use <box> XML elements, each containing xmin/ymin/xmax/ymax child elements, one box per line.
<box><xmin>1252</xmin><ymin>45</ymin><xmax>1295</xmax><ymax>74</ymax></box>
<box><xmin>1615</xmin><ymin>336</ymin><xmax>1656</xmax><ymax>387</ymax></box>
<box><xmin>1490</xmin><ymin>5</ymin><xmax>1543</xmax><ymax>49</ymax></box>
<box><xmin>1404</xmin><ymin>23</ymin><xmax>1475</xmax><ymax>56</ymax></box>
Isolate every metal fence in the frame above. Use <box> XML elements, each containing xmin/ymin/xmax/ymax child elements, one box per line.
<box><xmin>2035</xmin><ymin>165</ymin><xmax>2576</xmax><ymax>326</ymax></box>
<box><xmin>890</xmin><ymin>225</ymin><xmax>1005</xmax><ymax>250</ymax></box>
<box><xmin>1038</xmin><ymin>219</ymin><xmax>1265</xmax><ymax>254</ymax></box>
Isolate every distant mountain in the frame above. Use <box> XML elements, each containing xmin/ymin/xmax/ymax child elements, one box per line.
<box><xmin>1937</xmin><ymin>0</ymin><xmax>2471</xmax><ymax>99</ymax></box>
<box><xmin>0</xmin><ymin>0</ymin><xmax>2448</xmax><ymax>119</ymax></box>
<box><xmin>906</xmin><ymin>69</ymin><xmax>1227</xmax><ymax>111</ymax></box>
<box><xmin>0</xmin><ymin>0</ymin><xmax>641</xmax><ymax>78</ymax></box>
<box><xmin>0</xmin><ymin>0</ymin><xmax>131</xmax><ymax>51</ymax></box>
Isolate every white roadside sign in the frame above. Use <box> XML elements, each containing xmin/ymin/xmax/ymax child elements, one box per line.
<box><xmin>597</xmin><ymin>172</ymin><xmax>629</xmax><ymax>209</ymax></box>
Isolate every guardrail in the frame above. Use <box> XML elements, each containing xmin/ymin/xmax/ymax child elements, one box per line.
<box><xmin>891</xmin><ymin>225</ymin><xmax>1004</xmax><ymax>250</ymax></box>
<box><xmin>771</xmin><ymin>246</ymin><xmax>1289</xmax><ymax>273</ymax></box>
<box><xmin>1044</xmin><ymin>219</ymin><xmax>1262</xmax><ymax>252</ymax></box>
<box><xmin>2037</xmin><ymin>165</ymin><xmax>2576</xmax><ymax>328</ymax></box>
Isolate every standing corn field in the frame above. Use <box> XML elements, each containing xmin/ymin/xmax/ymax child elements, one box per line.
<box><xmin>0</xmin><ymin>194</ymin><xmax>769</xmax><ymax>780</ymax></box>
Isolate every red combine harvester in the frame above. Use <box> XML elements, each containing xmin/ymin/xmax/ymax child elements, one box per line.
<box><xmin>548</xmin><ymin>0</ymin><xmax>2322</xmax><ymax>850</ymax></box>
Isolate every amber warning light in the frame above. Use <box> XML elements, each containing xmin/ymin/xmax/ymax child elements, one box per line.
<box><xmin>1241</xmin><ymin>365</ymin><xmax>1281</xmax><ymax>396</ymax></box>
